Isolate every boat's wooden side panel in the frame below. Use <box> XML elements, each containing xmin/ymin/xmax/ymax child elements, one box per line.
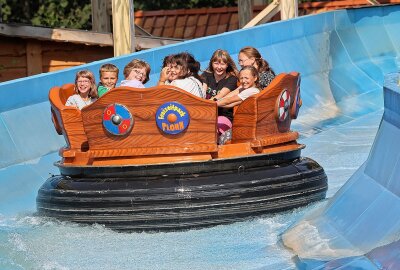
<box><xmin>49</xmin><ymin>84</ymin><xmax>87</xmax><ymax>151</ymax></box>
<box><xmin>230</xmin><ymin>97</ymin><xmax>258</xmax><ymax>143</ymax></box>
<box><xmin>232</xmin><ymin>72</ymin><xmax>300</xmax><ymax>145</ymax></box>
<box><xmin>256</xmin><ymin>72</ymin><xmax>298</xmax><ymax>135</ymax></box>
<box><xmin>80</xmin><ymin>86</ymin><xmax>218</xmax><ymax>156</ymax></box>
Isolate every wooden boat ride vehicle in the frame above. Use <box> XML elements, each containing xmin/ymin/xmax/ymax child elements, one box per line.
<box><xmin>37</xmin><ymin>72</ymin><xmax>328</xmax><ymax>231</ymax></box>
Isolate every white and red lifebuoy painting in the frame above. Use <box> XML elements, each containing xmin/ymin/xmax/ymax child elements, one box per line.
<box><xmin>277</xmin><ymin>89</ymin><xmax>291</xmax><ymax>122</ymax></box>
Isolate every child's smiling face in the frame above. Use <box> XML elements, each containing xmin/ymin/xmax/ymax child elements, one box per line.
<box><xmin>239</xmin><ymin>69</ymin><xmax>257</xmax><ymax>89</ymax></box>
<box><xmin>76</xmin><ymin>77</ymin><xmax>92</xmax><ymax>95</ymax></box>
<box><xmin>212</xmin><ymin>60</ymin><xmax>228</xmax><ymax>77</ymax></box>
<box><xmin>101</xmin><ymin>71</ymin><xmax>118</xmax><ymax>89</ymax></box>
<box><xmin>127</xmin><ymin>68</ymin><xmax>147</xmax><ymax>82</ymax></box>
<box><xmin>168</xmin><ymin>63</ymin><xmax>184</xmax><ymax>81</ymax></box>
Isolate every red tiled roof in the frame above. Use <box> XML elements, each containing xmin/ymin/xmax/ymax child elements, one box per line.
<box><xmin>134</xmin><ymin>0</ymin><xmax>400</xmax><ymax>39</ymax></box>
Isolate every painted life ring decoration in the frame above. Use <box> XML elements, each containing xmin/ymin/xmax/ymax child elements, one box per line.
<box><xmin>291</xmin><ymin>76</ymin><xmax>302</xmax><ymax>119</ymax></box>
<box><xmin>156</xmin><ymin>102</ymin><xmax>190</xmax><ymax>135</ymax></box>
<box><xmin>102</xmin><ymin>103</ymin><xmax>134</xmax><ymax>136</ymax></box>
<box><xmin>275</xmin><ymin>89</ymin><xmax>291</xmax><ymax>122</ymax></box>
<box><xmin>291</xmin><ymin>88</ymin><xmax>302</xmax><ymax>119</ymax></box>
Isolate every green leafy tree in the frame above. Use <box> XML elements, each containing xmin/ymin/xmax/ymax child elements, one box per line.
<box><xmin>31</xmin><ymin>0</ymin><xmax>91</xmax><ymax>29</ymax></box>
<box><xmin>1</xmin><ymin>0</ymin><xmax>91</xmax><ymax>29</ymax></box>
<box><xmin>1</xmin><ymin>0</ymin><xmax>33</xmax><ymax>24</ymax></box>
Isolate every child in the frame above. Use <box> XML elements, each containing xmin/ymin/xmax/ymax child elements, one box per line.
<box><xmin>97</xmin><ymin>63</ymin><xmax>119</xmax><ymax>97</ymax></box>
<box><xmin>217</xmin><ymin>65</ymin><xmax>260</xmax><ymax>108</ymax></box>
<box><xmin>162</xmin><ymin>52</ymin><xmax>204</xmax><ymax>98</ymax></box>
<box><xmin>216</xmin><ymin>66</ymin><xmax>260</xmax><ymax>144</ymax></box>
<box><xmin>202</xmin><ymin>49</ymin><xmax>238</xmax><ymax>100</ymax></box>
<box><xmin>120</xmin><ymin>59</ymin><xmax>151</xmax><ymax>88</ymax></box>
<box><xmin>65</xmin><ymin>70</ymin><xmax>98</xmax><ymax>110</ymax></box>
<box><xmin>202</xmin><ymin>49</ymin><xmax>239</xmax><ymax>123</ymax></box>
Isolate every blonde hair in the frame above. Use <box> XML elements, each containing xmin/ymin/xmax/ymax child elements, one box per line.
<box><xmin>123</xmin><ymin>59</ymin><xmax>151</xmax><ymax>83</ymax></box>
<box><xmin>99</xmin><ymin>63</ymin><xmax>119</xmax><ymax>78</ymax></box>
<box><xmin>74</xmin><ymin>70</ymin><xmax>98</xmax><ymax>98</ymax></box>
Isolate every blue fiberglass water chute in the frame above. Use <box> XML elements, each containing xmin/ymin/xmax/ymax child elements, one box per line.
<box><xmin>282</xmin><ymin>74</ymin><xmax>400</xmax><ymax>269</ymax></box>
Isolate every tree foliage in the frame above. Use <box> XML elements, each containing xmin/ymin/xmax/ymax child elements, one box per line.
<box><xmin>31</xmin><ymin>0</ymin><xmax>92</xmax><ymax>29</ymax></box>
<box><xmin>1</xmin><ymin>0</ymin><xmax>92</xmax><ymax>29</ymax></box>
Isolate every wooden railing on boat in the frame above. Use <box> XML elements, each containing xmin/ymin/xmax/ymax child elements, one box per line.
<box><xmin>49</xmin><ymin>72</ymin><xmax>303</xmax><ymax>166</ymax></box>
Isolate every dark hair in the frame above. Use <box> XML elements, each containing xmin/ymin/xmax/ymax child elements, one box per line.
<box><xmin>205</xmin><ymin>49</ymin><xmax>238</xmax><ymax>78</ymax></box>
<box><xmin>239</xmin><ymin>46</ymin><xmax>275</xmax><ymax>76</ymax></box>
<box><xmin>239</xmin><ymin>65</ymin><xmax>260</xmax><ymax>89</ymax></box>
<box><xmin>170</xmin><ymin>52</ymin><xmax>203</xmax><ymax>83</ymax></box>
<box><xmin>162</xmin><ymin>54</ymin><xmax>174</xmax><ymax>68</ymax></box>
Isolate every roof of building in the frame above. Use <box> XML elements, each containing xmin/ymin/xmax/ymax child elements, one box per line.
<box><xmin>134</xmin><ymin>0</ymin><xmax>400</xmax><ymax>39</ymax></box>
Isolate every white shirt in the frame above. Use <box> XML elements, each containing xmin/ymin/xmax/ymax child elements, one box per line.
<box><xmin>120</xmin><ymin>79</ymin><xmax>145</xmax><ymax>88</ymax></box>
<box><xmin>238</xmin><ymin>87</ymin><xmax>260</xmax><ymax>100</ymax></box>
<box><xmin>65</xmin><ymin>94</ymin><xmax>96</xmax><ymax>110</ymax></box>
<box><xmin>169</xmin><ymin>76</ymin><xmax>205</xmax><ymax>98</ymax></box>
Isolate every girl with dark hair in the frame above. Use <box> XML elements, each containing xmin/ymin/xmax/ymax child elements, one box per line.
<box><xmin>160</xmin><ymin>52</ymin><xmax>205</xmax><ymax>98</ymax></box>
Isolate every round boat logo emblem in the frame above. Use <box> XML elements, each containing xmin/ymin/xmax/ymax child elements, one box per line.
<box><xmin>156</xmin><ymin>102</ymin><xmax>190</xmax><ymax>135</ymax></box>
<box><xmin>102</xmin><ymin>103</ymin><xmax>133</xmax><ymax>136</ymax></box>
<box><xmin>276</xmin><ymin>89</ymin><xmax>291</xmax><ymax>122</ymax></box>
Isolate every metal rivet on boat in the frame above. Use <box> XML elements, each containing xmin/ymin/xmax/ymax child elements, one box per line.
<box><xmin>111</xmin><ymin>114</ymin><xmax>122</xmax><ymax>125</ymax></box>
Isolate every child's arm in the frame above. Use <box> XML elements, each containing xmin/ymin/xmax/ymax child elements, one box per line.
<box><xmin>212</xmin><ymin>87</ymin><xmax>231</xmax><ymax>100</ymax></box>
<box><xmin>216</xmin><ymin>93</ymin><xmax>242</xmax><ymax>108</ymax></box>
<box><xmin>224</xmin><ymin>87</ymin><xmax>240</xmax><ymax>98</ymax></box>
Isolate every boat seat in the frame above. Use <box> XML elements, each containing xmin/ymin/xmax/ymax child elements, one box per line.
<box><xmin>49</xmin><ymin>83</ymin><xmax>87</xmax><ymax>151</ymax></box>
<box><xmin>59</xmin><ymin>83</ymin><xmax>75</xmax><ymax>104</ymax></box>
<box><xmin>231</xmin><ymin>72</ymin><xmax>301</xmax><ymax>148</ymax></box>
